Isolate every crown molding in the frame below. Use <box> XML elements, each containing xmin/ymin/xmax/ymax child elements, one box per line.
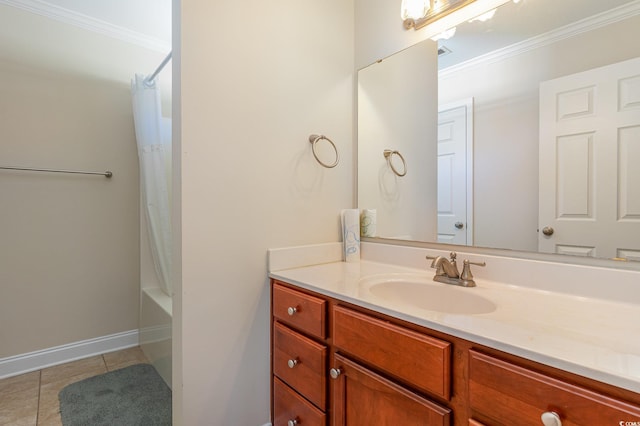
<box><xmin>0</xmin><ymin>0</ymin><xmax>170</xmax><ymax>53</ymax></box>
<box><xmin>439</xmin><ymin>0</ymin><xmax>640</xmax><ymax>78</ymax></box>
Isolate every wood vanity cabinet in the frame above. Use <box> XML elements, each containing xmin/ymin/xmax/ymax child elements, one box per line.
<box><xmin>271</xmin><ymin>279</ymin><xmax>640</xmax><ymax>426</ymax></box>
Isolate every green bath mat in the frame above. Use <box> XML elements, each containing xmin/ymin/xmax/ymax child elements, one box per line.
<box><xmin>59</xmin><ymin>363</ymin><xmax>171</xmax><ymax>426</ymax></box>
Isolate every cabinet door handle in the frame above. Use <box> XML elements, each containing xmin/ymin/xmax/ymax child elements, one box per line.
<box><xmin>287</xmin><ymin>358</ymin><xmax>298</xmax><ymax>368</ymax></box>
<box><xmin>287</xmin><ymin>306</ymin><xmax>298</xmax><ymax>316</ymax></box>
<box><xmin>287</xmin><ymin>418</ymin><xmax>298</xmax><ymax>426</ymax></box>
<box><xmin>329</xmin><ymin>368</ymin><xmax>342</xmax><ymax>379</ymax></box>
<box><xmin>541</xmin><ymin>411</ymin><xmax>562</xmax><ymax>426</ymax></box>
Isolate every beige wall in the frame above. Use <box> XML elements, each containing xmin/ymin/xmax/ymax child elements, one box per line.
<box><xmin>175</xmin><ymin>0</ymin><xmax>354</xmax><ymax>424</ymax></box>
<box><xmin>0</xmin><ymin>61</ymin><xmax>140</xmax><ymax>357</ymax></box>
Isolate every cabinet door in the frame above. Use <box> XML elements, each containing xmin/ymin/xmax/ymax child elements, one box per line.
<box><xmin>331</xmin><ymin>353</ymin><xmax>451</xmax><ymax>426</ymax></box>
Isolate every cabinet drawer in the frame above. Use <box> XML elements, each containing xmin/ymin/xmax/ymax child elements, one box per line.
<box><xmin>274</xmin><ymin>377</ymin><xmax>326</xmax><ymax>426</ymax></box>
<box><xmin>331</xmin><ymin>353</ymin><xmax>451</xmax><ymax>426</ymax></box>
<box><xmin>332</xmin><ymin>305</ymin><xmax>451</xmax><ymax>400</ymax></box>
<box><xmin>273</xmin><ymin>322</ymin><xmax>327</xmax><ymax>410</ymax></box>
<box><xmin>469</xmin><ymin>350</ymin><xmax>640</xmax><ymax>425</ymax></box>
<box><xmin>273</xmin><ymin>282</ymin><xmax>326</xmax><ymax>339</ymax></box>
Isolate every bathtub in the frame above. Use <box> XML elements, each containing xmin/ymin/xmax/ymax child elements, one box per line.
<box><xmin>140</xmin><ymin>287</ymin><xmax>172</xmax><ymax>388</ymax></box>
<box><xmin>139</xmin><ymin>206</ymin><xmax>172</xmax><ymax>388</ymax></box>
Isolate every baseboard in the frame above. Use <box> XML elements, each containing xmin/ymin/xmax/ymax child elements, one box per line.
<box><xmin>139</xmin><ymin>324</ymin><xmax>172</xmax><ymax>345</ymax></box>
<box><xmin>0</xmin><ymin>329</ymin><xmax>139</xmax><ymax>379</ymax></box>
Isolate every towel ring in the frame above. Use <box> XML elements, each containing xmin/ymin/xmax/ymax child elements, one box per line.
<box><xmin>383</xmin><ymin>149</ymin><xmax>407</xmax><ymax>177</ymax></box>
<box><xmin>309</xmin><ymin>134</ymin><xmax>339</xmax><ymax>168</ymax></box>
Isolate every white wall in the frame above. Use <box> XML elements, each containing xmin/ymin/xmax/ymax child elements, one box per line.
<box><xmin>358</xmin><ymin>41</ymin><xmax>439</xmax><ymax>241</ymax></box>
<box><xmin>175</xmin><ymin>0</ymin><xmax>354</xmax><ymax>424</ymax></box>
<box><xmin>439</xmin><ymin>15</ymin><xmax>640</xmax><ymax>251</ymax></box>
<box><xmin>0</xmin><ymin>60</ymin><xmax>140</xmax><ymax>357</ymax></box>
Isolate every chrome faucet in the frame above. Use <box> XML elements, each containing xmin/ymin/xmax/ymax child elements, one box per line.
<box><xmin>428</xmin><ymin>252</ymin><xmax>460</xmax><ymax>278</ymax></box>
<box><xmin>426</xmin><ymin>252</ymin><xmax>485</xmax><ymax>287</ymax></box>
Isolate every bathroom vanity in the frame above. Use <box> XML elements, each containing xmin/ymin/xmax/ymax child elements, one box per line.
<box><xmin>269</xmin><ymin>258</ymin><xmax>640</xmax><ymax>426</ymax></box>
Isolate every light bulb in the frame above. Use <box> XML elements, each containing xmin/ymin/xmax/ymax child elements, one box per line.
<box><xmin>401</xmin><ymin>0</ymin><xmax>430</xmax><ymax>20</ymax></box>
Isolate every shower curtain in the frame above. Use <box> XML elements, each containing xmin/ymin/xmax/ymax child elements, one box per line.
<box><xmin>131</xmin><ymin>74</ymin><xmax>172</xmax><ymax>296</ymax></box>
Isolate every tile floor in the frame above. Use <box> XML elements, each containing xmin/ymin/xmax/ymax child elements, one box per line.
<box><xmin>0</xmin><ymin>346</ymin><xmax>149</xmax><ymax>426</ymax></box>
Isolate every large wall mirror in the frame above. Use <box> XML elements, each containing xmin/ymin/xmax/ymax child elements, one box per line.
<box><xmin>358</xmin><ymin>0</ymin><xmax>640</xmax><ymax>263</ymax></box>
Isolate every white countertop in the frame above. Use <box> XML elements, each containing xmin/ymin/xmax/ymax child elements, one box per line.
<box><xmin>269</xmin><ymin>260</ymin><xmax>640</xmax><ymax>394</ymax></box>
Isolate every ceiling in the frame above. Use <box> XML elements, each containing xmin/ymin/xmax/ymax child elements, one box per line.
<box><xmin>0</xmin><ymin>0</ymin><xmax>172</xmax><ymax>84</ymax></box>
<box><xmin>438</xmin><ymin>0</ymin><xmax>639</xmax><ymax>69</ymax></box>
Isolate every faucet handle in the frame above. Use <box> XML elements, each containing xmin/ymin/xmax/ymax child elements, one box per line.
<box><xmin>449</xmin><ymin>252</ymin><xmax>457</xmax><ymax>261</ymax></box>
<box><xmin>460</xmin><ymin>259</ymin><xmax>486</xmax><ymax>286</ymax></box>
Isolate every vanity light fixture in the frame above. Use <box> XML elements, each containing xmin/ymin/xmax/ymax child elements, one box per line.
<box><xmin>400</xmin><ymin>0</ymin><xmax>430</xmax><ymax>20</ymax></box>
<box><xmin>403</xmin><ymin>0</ymin><xmax>477</xmax><ymax>30</ymax></box>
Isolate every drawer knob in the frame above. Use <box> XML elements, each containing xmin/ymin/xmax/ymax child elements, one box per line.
<box><xmin>541</xmin><ymin>411</ymin><xmax>562</xmax><ymax>426</ymax></box>
<box><xmin>287</xmin><ymin>358</ymin><xmax>298</xmax><ymax>368</ymax></box>
<box><xmin>287</xmin><ymin>306</ymin><xmax>298</xmax><ymax>316</ymax></box>
<box><xmin>329</xmin><ymin>368</ymin><xmax>342</xmax><ymax>379</ymax></box>
<box><xmin>287</xmin><ymin>418</ymin><xmax>298</xmax><ymax>426</ymax></box>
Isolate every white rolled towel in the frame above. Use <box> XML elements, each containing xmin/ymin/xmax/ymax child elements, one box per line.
<box><xmin>341</xmin><ymin>209</ymin><xmax>360</xmax><ymax>262</ymax></box>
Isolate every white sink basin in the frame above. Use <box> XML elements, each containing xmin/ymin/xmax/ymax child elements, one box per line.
<box><xmin>362</xmin><ymin>274</ymin><xmax>497</xmax><ymax>315</ymax></box>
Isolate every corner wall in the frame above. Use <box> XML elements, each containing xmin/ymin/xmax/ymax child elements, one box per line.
<box><xmin>175</xmin><ymin>0</ymin><xmax>354</xmax><ymax>424</ymax></box>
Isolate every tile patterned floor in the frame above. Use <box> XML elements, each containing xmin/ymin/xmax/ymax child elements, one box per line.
<box><xmin>0</xmin><ymin>347</ymin><xmax>149</xmax><ymax>426</ymax></box>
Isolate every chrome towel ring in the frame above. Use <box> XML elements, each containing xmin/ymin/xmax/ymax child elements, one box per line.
<box><xmin>383</xmin><ymin>149</ymin><xmax>407</xmax><ymax>177</ymax></box>
<box><xmin>309</xmin><ymin>134</ymin><xmax>339</xmax><ymax>168</ymax></box>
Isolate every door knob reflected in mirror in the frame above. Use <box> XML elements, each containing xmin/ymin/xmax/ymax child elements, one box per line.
<box><xmin>542</xmin><ymin>226</ymin><xmax>554</xmax><ymax>236</ymax></box>
<box><xmin>455</xmin><ymin>222</ymin><xmax>464</xmax><ymax>229</ymax></box>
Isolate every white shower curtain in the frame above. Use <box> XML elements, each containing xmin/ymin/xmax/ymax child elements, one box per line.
<box><xmin>131</xmin><ymin>74</ymin><xmax>172</xmax><ymax>296</ymax></box>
